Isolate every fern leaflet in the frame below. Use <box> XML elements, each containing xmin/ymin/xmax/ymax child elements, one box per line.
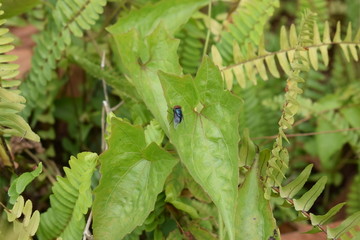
<box><xmin>37</xmin><ymin>152</ymin><xmax>98</xmax><ymax>240</ymax></box>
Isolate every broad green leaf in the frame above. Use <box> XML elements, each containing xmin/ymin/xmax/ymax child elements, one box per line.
<box><xmin>341</xmin><ymin>106</ymin><xmax>360</xmax><ymax>128</ymax></box>
<box><xmin>0</xmin><ymin>0</ymin><xmax>40</xmax><ymax>19</ymax></box>
<box><xmin>185</xmin><ymin>173</ymin><xmax>211</xmax><ymax>203</ymax></box>
<box><xmin>327</xmin><ymin>211</ymin><xmax>360</xmax><ymax>239</ymax></box>
<box><xmin>110</xmin><ymin>27</ymin><xmax>181</xmax><ymax>136</ymax></box>
<box><xmin>293</xmin><ymin>176</ymin><xmax>327</xmax><ymax>211</ymax></box>
<box><xmin>236</xmin><ymin>160</ymin><xmax>278</xmax><ymax>240</ymax></box>
<box><xmin>316</xmin><ymin>117</ymin><xmax>347</xmax><ymax>171</ymax></box>
<box><xmin>280</xmin><ymin>164</ymin><xmax>313</xmax><ymax>199</ymax></box>
<box><xmin>107</xmin><ymin>0</ymin><xmax>208</xmax><ymax>37</ymax></box>
<box><xmin>8</xmin><ymin>163</ymin><xmax>43</xmax><ymax>204</ymax></box>
<box><xmin>239</xmin><ymin>128</ymin><xmax>256</xmax><ymax>167</ymax></box>
<box><xmin>310</xmin><ymin>202</ymin><xmax>346</xmax><ymax>226</ymax></box>
<box><xmin>145</xmin><ymin>119</ymin><xmax>164</xmax><ymax>145</ymax></box>
<box><xmin>165</xmin><ymin>163</ymin><xmax>185</xmax><ymax>202</ymax></box>
<box><xmin>93</xmin><ymin>117</ymin><xmax>178</xmax><ymax>240</ymax></box>
<box><xmin>159</xmin><ymin>57</ymin><xmax>242</xmax><ymax>240</ymax></box>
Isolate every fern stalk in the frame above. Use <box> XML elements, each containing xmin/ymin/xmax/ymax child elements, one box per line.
<box><xmin>265</xmin><ymin>10</ymin><xmax>317</xmax><ymax>197</ymax></box>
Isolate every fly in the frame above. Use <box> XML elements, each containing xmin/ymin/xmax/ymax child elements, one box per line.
<box><xmin>172</xmin><ymin>105</ymin><xmax>183</xmax><ymax>128</ymax></box>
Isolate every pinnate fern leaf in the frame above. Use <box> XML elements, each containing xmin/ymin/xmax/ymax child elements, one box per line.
<box><xmin>347</xmin><ymin>174</ymin><xmax>360</xmax><ymax>215</ymax></box>
<box><xmin>36</xmin><ymin>152</ymin><xmax>98</xmax><ymax>240</ymax></box>
<box><xmin>0</xmin><ymin>4</ymin><xmax>39</xmax><ymax>142</ymax></box>
<box><xmin>216</xmin><ymin>0</ymin><xmax>280</xmax><ymax>65</ymax></box>
<box><xmin>21</xmin><ymin>0</ymin><xmax>107</xmax><ymax>117</ymax></box>
<box><xmin>216</xmin><ymin>20</ymin><xmax>360</xmax><ymax>89</ymax></box>
<box><xmin>5</xmin><ymin>195</ymin><xmax>40</xmax><ymax>239</ymax></box>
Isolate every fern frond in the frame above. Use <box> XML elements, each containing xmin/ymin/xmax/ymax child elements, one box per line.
<box><xmin>20</xmin><ymin>0</ymin><xmax>107</xmax><ymax>118</ymax></box>
<box><xmin>4</xmin><ymin>195</ymin><xmax>40</xmax><ymax>239</ymax></box>
<box><xmin>264</xmin><ymin>10</ymin><xmax>317</xmax><ymax>194</ymax></box>
<box><xmin>216</xmin><ymin>0</ymin><xmax>280</xmax><ymax>65</ymax></box>
<box><xmin>175</xmin><ymin>18</ymin><xmax>206</xmax><ymax>74</ymax></box>
<box><xmin>297</xmin><ymin>0</ymin><xmax>329</xmax><ymax>27</ymax></box>
<box><xmin>347</xmin><ymin>173</ymin><xmax>360</xmax><ymax>215</ymax></box>
<box><xmin>0</xmin><ymin>4</ymin><xmax>39</xmax><ymax>143</ymax></box>
<box><xmin>37</xmin><ymin>152</ymin><xmax>98</xmax><ymax>240</ymax></box>
<box><xmin>217</xmin><ymin>20</ymin><xmax>360</xmax><ymax>89</ymax></box>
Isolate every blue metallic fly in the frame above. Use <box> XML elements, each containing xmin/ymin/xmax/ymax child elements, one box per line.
<box><xmin>172</xmin><ymin>105</ymin><xmax>183</xmax><ymax>128</ymax></box>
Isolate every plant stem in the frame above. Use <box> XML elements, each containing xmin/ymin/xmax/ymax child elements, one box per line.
<box><xmin>202</xmin><ymin>0</ymin><xmax>212</xmax><ymax>58</ymax></box>
<box><xmin>218</xmin><ymin>211</ymin><xmax>224</xmax><ymax>240</ymax></box>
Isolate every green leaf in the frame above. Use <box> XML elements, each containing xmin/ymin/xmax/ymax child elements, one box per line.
<box><xmin>280</xmin><ymin>164</ymin><xmax>313</xmax><ymax>199</ymax></box>
<box><xmin>110</xmin><ymin>27</ymin><xmax>182</xmax><ymax>136</ymax></box>
<box><xmin>239</xmin><ymin>128</ymin><xmax>256</xmax><ymax>167</ymax></box>
<box><xmin>0</xmin><ymin>0</ymin><xmax>40</xmax><ymax>19</ymax></box>
<box><xmin>169</xmin><ymin>198</ymin><xmax>199</xmax><ymax>219</ymax></box>
<box><xmin>293</xmin><ymin>176</ymin><xmax>327</xmax><ymax>211</ymax></box>
<box><xmin>259</xmin><ymin>149</ymin><xmax>270</xmax><ymax>178</ymax></box>
<box><xmin>107</xmin><ymin>0</ymin><xmax>208</xmax><ymax>37</ymax></box>
<box><xmin>93</xmin><ymin>118</ymin><xmax>178</xmax><ymax>240</ymax></box>
<box><xmin>145</xmin><ymin>119</ymin><xmax>164</xmax><ymax>146</ymax></box>
<box><xmin>327</xmin><ymin>211</ymin><xmax>360</xmax><ymax>239</ymax></box>
<box><xmin>316</xmin><ymin>118</ymin><xmax>347</xmax><ymax>171</ymax></box>
<box><xmin>6</xmin><ymin>195</ymin><xmax>24</xmax><ymax>222</ymax></box>
<box><xmin>37</xmin><ymin>152</ymin><xmax>98</xmax><ymax>240</ymax></box>
<box><xmin>236</xmin><ymin>160</ymin><xmax>278</xmax><ymax>240</ymax></box>
<box><xmin>310</xmin><ymin>202</ymin><xmax>346</xmax><ymax>226</ymax></box>
<box><xmin>8</xmin><ymin>163</ymin><xmax>43</xmax><ymax>205</ymax></box>
<box><xmin>188</xmin><ymin>224</ymin><xmax>217</xmax><ymax>240</ymax></box>
<box><xmin>159</xmin><ymin>57</ymin><xmax>242</xmax><ymax>240</ymax></box>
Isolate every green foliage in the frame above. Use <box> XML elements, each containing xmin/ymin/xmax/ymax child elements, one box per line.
<box><xmin>293</xmin><ymin>176</ymin><xmax>327</xmax><ymax>211</ymax></box>
<box><xmin>3</xmin><ymin>1</ymin><xmax>360</xmax><ymax>240</ymax></box>
<box><xmin>37</xmin><ymin>152</ymin><xmax>98</xmax><ymax>240</ymax></box>
<box><xmin>216</xmin><ymin>19</ymin><xmax>360</xmax><ymax>89</ymax></box>
<box><xmin>0</xmin><ymin>5</ymin><xmax>39</xmax><ymax>142</ymax></box>
<box><xmin>159</xmin><ymin>57</ymin><xmax>242</xmax><ymax>240</ymax></box>
<box><xmin>347</xmin><ymin>174</ymin><xmax>360</xmax><ymax>215</ymax></box>
<box><xmin>107</xmin><ymin>0</ymin><xmax>208</xmax><ymax>37</ymax></box>
<box><xmin>236</xmin><ymin>160</ymin><xmax>278</xmax><ymax>240</ymax></box>
<box><xmin>8</xmin><ymin>163</ymin><xmax>42</xmax><ymax>204</ymax></box>
<box><xmin>310</xmin><ymin>203</ymin><xmax>346</xmax><ymax>226</ymax></box>
<box><xmin>20</xmin><ymin>0</ymin><xmax>107</xmax><ymax>117</ymax></box>
<box><xmin>327</xmin><ymin>211</ymin><xmax>360</xmax><ymax>239</ymax></box>
<box><xmin>265</xmin><ymin>10</ymin><xmax>317</xmax><ymax>194</ymax></box>
<box><xmin>216</xmin><ymin>0</ymin><xmax>280</xmax><ymax>65</ymax></box>
<box><xmin>175</xmin><ymin>18</ymin><xmax>206</xmax><ymax>74</ymax></box>
<box><xmin>0</xmin><ymin>0</ymin><xmax>40</xmax><ymax>19</ymax></box>
<box><xmin>92</xmin><ymin>117</ymin><xmax>177</xmax><ymax>240</ymax></box>
<box><xmin>4</xmin><ymin>195</ymin><xmax>40</xmax><ymax>240</ymax></box>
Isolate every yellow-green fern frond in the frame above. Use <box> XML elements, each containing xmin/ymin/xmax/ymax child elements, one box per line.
<box><xmin>216</xmin><ymin>20</ymin><xmax>360</xmax><ymax>89</ymax></box>
<box><xmin>0</xmin><ymin>4</ymin><xmax>39</xmax><ymax>143</ymax></box>
<box><xmin>37</xmin><ymin>152</ymin><xmax>98</xmax><ymax>240</ymax></box>
<box><xmin>4</xmin><ymin>195</ymin><xmax>40</xmax><ymax>239</ymax></box>
<box><xmin>216</xmin><ymin>0</ymin><xmax>279</xmax><ymax>65</ymax></box>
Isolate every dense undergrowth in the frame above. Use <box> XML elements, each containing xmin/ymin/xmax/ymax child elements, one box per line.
<box><xmin>0</xmin><ymin>0</ymin><xmax>360</xmax><ymax>239</ymax></box>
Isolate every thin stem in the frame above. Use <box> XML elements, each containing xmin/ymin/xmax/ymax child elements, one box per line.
<box><xmin>253</xmin><ymin>127</ymin><xmax>360</xmax><ymax>140</ymax></box>
<box><xmin>221</xmin><ymin>41</ymin><xmax>359</xmax><ymax>71</ymax></box>
<box><xmin>83</xmin><ymin>211</ymin><xmax>93</xmax><ymax>240</ymax></box>
<box><xmin>271</xmin><ymin>187</ymin><xmax>327</xmax><ymax>234</ymax></box>
<box><xmin>218</xmin><ymin>211</ymin><xmax>224</xmax><ymax>240</ymax></box>
<box><xmin>24</xmin><ymin>149</ymin><xmax>56</xmax><ymax>184</ymax></box>
<box><xmin>202</xmin><ymin>0</ymin><xmax>212</xmax><ymax>58</ymax></box>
